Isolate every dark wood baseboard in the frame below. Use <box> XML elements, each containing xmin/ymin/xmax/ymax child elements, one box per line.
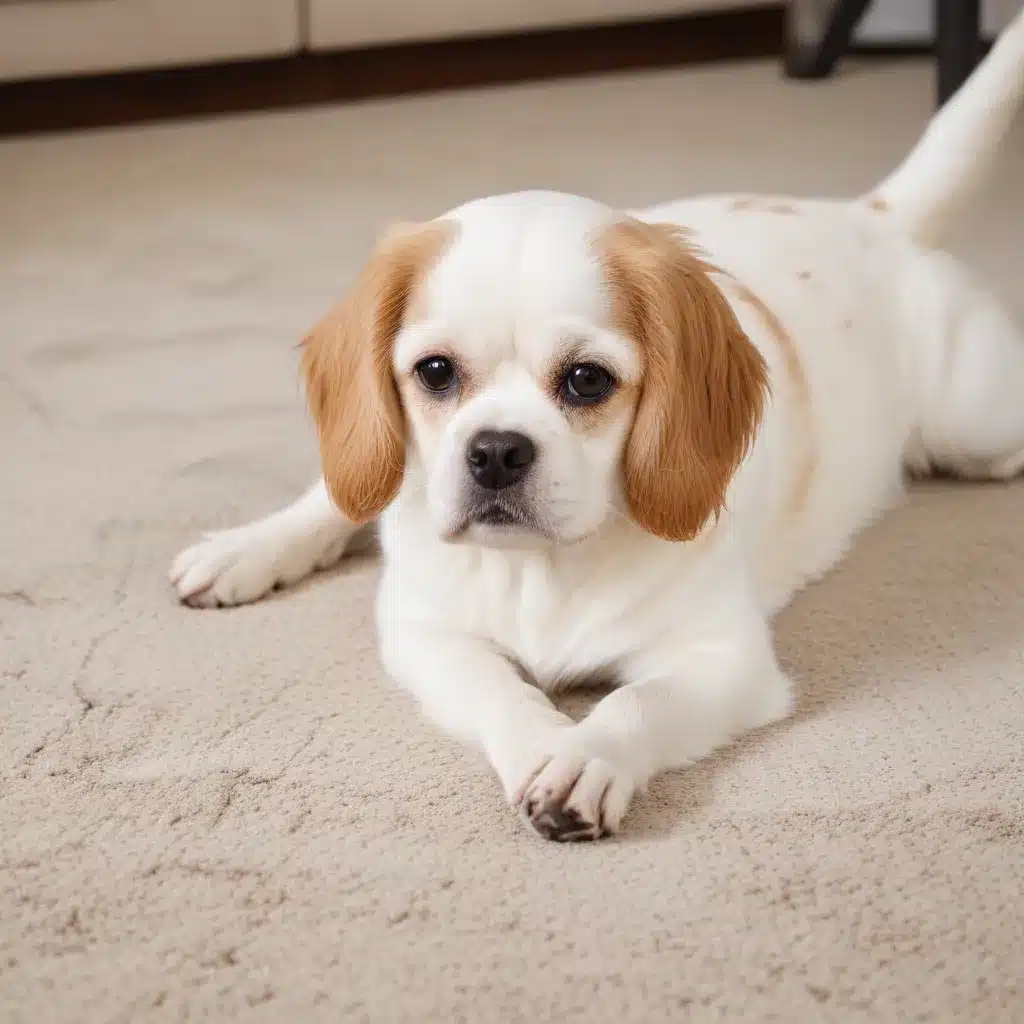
<box><xmin>0</xmin><ymin>6</ymin><xmax>783</xmax><ymax>138</ymax></box>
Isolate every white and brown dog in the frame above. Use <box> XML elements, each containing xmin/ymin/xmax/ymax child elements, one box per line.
<box><xmin>171</xmin><ymin>18</ymin><xmax>1024</xmax><ymax>841</ymax></box>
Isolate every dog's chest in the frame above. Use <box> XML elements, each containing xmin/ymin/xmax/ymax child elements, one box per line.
<box><xmin>434</xmin><ymin>548</ymin><xmax>654</xmax><ymax>692</ymax></box>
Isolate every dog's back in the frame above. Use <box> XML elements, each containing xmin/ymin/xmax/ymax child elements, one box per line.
<box><xmin>634</xmin><ymin>18</ymin><xmax>1024</xmax><ymax>609</ymax></box>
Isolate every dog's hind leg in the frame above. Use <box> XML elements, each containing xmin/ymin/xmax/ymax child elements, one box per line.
<box><xmin>908</xmin><ymin>251</ymin><xmax>1024</xmax><ymax>482</ymax></box>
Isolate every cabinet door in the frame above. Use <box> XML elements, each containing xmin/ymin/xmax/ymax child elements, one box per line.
<box><xmin>307</xmin><ymin>0</ymin><xmax>777</xmax><ymax>51</ymax></box>
<box><xmin>0</xmin><ymin>0</ymin><xmax>300</xmax><ymax>82</ymax></box>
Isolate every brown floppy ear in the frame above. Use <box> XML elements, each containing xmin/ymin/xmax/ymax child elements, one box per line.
<box><xmin>301</xmin><ymin>220</ymin><xmax>454</xmax><ymax>523</ymax></box>
<box><xmin>596</xmin><ymin>219</ymin><xmax>768</xmax><ymax>542</ymax></box>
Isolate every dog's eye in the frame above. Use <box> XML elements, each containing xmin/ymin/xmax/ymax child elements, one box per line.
<box><xmin>415</xmin><ymin>355</ymin><xmax>458</xmax><ymax>393</ymax></box>
<box><xmin>563</xmin><ymin>363</ymin><xmax>614</xmax><ymax>403</ymax></box>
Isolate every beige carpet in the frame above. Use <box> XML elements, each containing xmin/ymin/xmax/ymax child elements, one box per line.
<box><xmin>2</xmin><ymin>57</ymin><xmax>1023</xmax><ymax>1023</ymax></box>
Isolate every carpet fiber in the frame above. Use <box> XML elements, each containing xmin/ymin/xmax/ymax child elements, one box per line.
<box><xmin>2</xmin><ymin>59</ymin><xmax>1022</xmax><ymax>1022</ymax></box>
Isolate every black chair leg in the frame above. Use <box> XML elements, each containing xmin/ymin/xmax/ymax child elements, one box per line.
<box><xmin>785</xmin><ymin>0</ymin><xmax>874</xmax><ymax>79</ymax></box>
<box><xmin>936</xmin><ymin>0</ymin><xmax>982</xmax><ymax>104</ymax></box>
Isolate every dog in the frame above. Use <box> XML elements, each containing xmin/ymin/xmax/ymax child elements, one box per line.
<box><xmin>171</xmin><ymin>16</ymin><xmax>1024</xmax><ymax>842</ymax></box>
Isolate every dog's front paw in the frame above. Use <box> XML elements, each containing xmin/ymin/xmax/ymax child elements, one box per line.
<box><xmin>517</xmin><ymin>747</ymin><xmax>636</xmax><ymax>842</ymax></box>
<box><xmin>170</xmin><ymin>522</ymin><xmax>342</xmax><ymax>608</ymax></box>
<box><xmin>170</xmin><ymin>526</ymin><xmax>281</xmax><ymax>607</ymax></box>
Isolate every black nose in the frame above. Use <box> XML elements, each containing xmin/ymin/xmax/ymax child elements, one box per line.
<box><xmin>466</xmin><ymin>430</ymin><xmax>536</xmax><ymax>490</ymax></box>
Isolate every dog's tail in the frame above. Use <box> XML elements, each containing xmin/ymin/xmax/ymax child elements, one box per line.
<box><xmin>864</xmin><ymin>9</ymin><xmax>1024</xmax><ymax>246</ymax></box>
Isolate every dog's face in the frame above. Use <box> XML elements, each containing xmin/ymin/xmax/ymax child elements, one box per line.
<box><xmin>303</xmin><ymin>192</ymin><xmax>768</xmax><ymax>547</ymax></box>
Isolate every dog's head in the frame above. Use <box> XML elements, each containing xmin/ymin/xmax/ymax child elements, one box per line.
<box><xmin>302</xmin><ymin>192</ymin><xmax>768</xmax><ymax>547</ymax></box>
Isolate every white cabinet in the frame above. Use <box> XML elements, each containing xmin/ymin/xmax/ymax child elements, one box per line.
<box><xmin>0</xmin><ymin>0</ymin><xmax>776</xmax><ymax>83</ymax></box>
<box><xmin>306</xmin><ymin>0</ymin><xmax>778</xmax><ymax>50</ymax></box>
<box><xmin>0</xmin><ymin>0</ymin><xmax>300</xmax><ymax>82</ymax></box>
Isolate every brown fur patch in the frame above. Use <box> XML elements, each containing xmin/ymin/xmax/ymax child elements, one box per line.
<box><xmin>404</xmin><ymin>276</ymin><xmax>434</xmax><ymax>325</ymax></box>
<box><xmin>728</xmin><ymin>280</ymin><xmax>816</xmax><ymax>517</ymax></box>
<box><xmin>301</xmin><ymin>220</ymin><xmax>456</xmax><ymax>522</ymax></box>
<box><xmin>730</xmin><ymin>196</ymin><xmax>798</xmax><ymax>215</ymax></box>
<box><xmin>595</xmin><ymin>220</ymin><xmax>769</xmax><ymax>542</ymax></box>
<box><xmin>867</xmin><ymin>196</ymin><xmax>889</xmax><ymax>213</ymax></box>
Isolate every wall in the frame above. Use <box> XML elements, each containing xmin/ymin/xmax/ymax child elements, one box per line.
<box><xmin>856</xmin><ymin>0</ymin><xmax>1020</xmax><ymax>43</ymax></box>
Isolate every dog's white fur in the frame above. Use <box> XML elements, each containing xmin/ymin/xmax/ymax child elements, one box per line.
<box><xmin>171</xmin><ymin>17</ymin><xmax>1024</xmax><ymax>842</ymax></box>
